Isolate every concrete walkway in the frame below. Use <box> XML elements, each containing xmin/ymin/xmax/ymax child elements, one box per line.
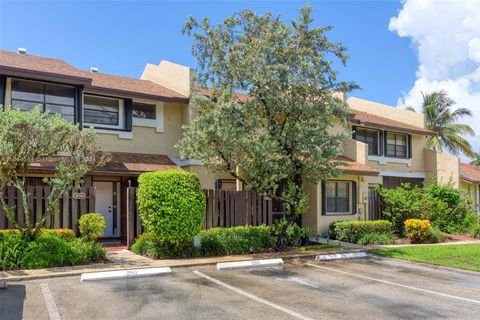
<box><xmin>0</xmin><ymin>246</ymin><xmax>346</xmax><ymax>282</ymax></box>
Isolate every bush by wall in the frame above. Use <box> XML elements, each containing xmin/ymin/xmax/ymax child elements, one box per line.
<box><xmin>137</xmin><ymin>170</ymin><xmax>205</xmax><ymax>244</ymax></box>
<box><xmin>356</xmin><ymin>232</ymin><xmax>396</xmax><ymax>245</ymax></box>
<box><xmin>0</xmin><ymin>231</ymin><xmax>106</xmax><ymax>270</ymax></box>
<box><xmin>200</xmin><ymin>225</ymin><xmax>275</xmax><ymax>255</ymax></box>
<box><xmin>79</xmin><ymin>213</ymin><xmax>106</xmax><ymax>241</ymax></box>
<box><xmin>131</xmin><ymin>233</ymin><xmax>200</xmax><ymax>259</ymax></box>
<box><xmin>334</xmin><ymin>220</ymin><xmax>393</xmax><ymax>243</ymax></box>
<box><xmin>378</xmin><ymin>182</ymin><xmax>477</xmax><ymax>234</ymax></box>
<box><xmin>404</xmin><ymin>219</ymin><xmax>445</xmax><ymax>244</ymax></box>
<box><xmin>269</xmin><ymin>219</ymin><xmax>305</xmax><ymax>249</ymax></box>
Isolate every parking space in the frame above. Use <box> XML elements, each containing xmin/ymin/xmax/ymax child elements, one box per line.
<box><xmin>1</xmin><ymin>257</ymin><xmax>479</xmax><ymax>320</ymax></box>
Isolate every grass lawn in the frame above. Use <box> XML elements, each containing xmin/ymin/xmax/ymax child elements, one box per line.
<box><xmin>371</xmin><ymin>243</ymin><xmax>480</xmax><ymax>272</ymax></box>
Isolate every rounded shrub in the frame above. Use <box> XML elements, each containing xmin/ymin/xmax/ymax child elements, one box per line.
<box><xmin>20</xmin><ymin>234</ymin><xmax>82</xmax><ymax>269</ymax></box>
<box><xmin>137</xmin><ymin>170</ymin><xmax>206</xmax><ymax>244</ymax></box>
<box><xmin>79</xmin><ymin>213</ymin><xmax>106</xmax><ymax>241</ymax></box>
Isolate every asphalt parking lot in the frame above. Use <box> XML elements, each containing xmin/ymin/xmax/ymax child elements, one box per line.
<box><xmin>1</xmin><ymin>257</ymin><xmax>479</xmax><ymax>320</ymax></box>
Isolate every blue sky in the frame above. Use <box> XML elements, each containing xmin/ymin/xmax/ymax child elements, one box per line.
<box><xmin>0</xmin><ymin>0</ymin><xmax>416</xmax><ymax>106</ymax></box>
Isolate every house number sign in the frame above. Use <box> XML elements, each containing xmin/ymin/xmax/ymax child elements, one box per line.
<box><xmin>72</xmin><ymin>192</ymin><xmax>87</xmax><ymax>200</ymax></box>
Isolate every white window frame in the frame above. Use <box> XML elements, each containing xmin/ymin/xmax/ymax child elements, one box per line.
<box><xmin>132</xmin><ymin>98</ymin><xmax>164</xmax><ymax>133</ymax></box>
<box><xmin>83</xmin><ymin>93</ymin><xmax>125</xmax><ymax>130</ymax></box>
<box><xmin>325</xmin><ymin>181</ymin><xmax>353</xmax><ymax>215</ymax></box>
<box><xmin>385</xmin><ymin>131</ymin><xmax>409</xmax><ymax>158</ymax></box>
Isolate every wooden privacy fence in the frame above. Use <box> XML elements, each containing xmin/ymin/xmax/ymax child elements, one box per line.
<box><xmin>0</xmin><ymin>186</ymin><xmax>95</xmax><ymax>232</ymax></box>
<box><xmin>203</xmin><ymin>189</ymin><xmax>273</xmax><ymax>229</ymax></box>
<box><xmin>126</xmin><ymin>188</ymin><xmax>274</xmax><ymax>246</ymax></box>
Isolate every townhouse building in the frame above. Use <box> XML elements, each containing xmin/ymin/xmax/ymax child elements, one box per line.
<box><xmin>0</xmin><ymin>49</ymin><xmax>470</xmax><ymax>239</ymax></box>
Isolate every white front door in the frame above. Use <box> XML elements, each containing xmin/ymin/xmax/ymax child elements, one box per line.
<box><xmin>94</xmin><ymin>181</ymin><xmax>114</xmax><ymax>237</ymax></box>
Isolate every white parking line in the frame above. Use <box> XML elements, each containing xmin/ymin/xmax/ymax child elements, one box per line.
<box><xmin>40</xmin><ymin>283</ymin><xmax>61</xmax><ymax>320</ymax></box>
<box><xmin>306</xmin><ymin>263</ymin><xmax>480</xmax><ymax>305</ymax></box>
<box><xmin>193</xmin><ymin>270</ymin><xmax>315</xmax><ymax>320</ymax></box>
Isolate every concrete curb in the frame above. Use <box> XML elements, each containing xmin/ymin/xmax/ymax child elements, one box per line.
<box><xmin>80</xmin><ymin>267</ymin><xmax>171</xmax><ymax>282</ymax></box>
<box><xmin>315</xmin><ymin>252</ymin><xmax>370</xmax><ymax>261</ymax></box>
<box><xmin>0</xmin><ymin>248</ymin><xmax>351</xmax><ymax>282</ymax></box>
<box><xmin>217</xmin><ymin>258</ymin><xmax>284</xmax><ymax>270</ymax></box>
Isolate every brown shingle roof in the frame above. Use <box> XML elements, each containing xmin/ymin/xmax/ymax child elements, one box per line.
<box><xmin>0</xmin><ymin>50</ymin><xmax>91</xmax><ymax>82</ymax></box>
<box><xmin>29</xmin><ymin>152</ymin><xmax>178</xmax><ymax>176</ymax></box>
<box><xmin>83</xmin><ymin>71</ymin><xmax>188</xmax><ymax>102</ymax></box>
<box><xmin>349</xmin><ymin>108</ymin><xmax>435</xmax><ymax>135</ymax></box>
<box><xmin>460</xmin><ymin>163</ymin><xmax>480</xmax><ymax>184</ymax></box>
<box><xmin>0</xmin><ymin>49</ymin><xmax>188</xmax><ymax>102</ymax></box>
<box><xmin>193</xmin><ymin>87</ymin><xmax>251</xmax><ymax>103</ymax></box>
<box><xmin>335</xmin><ymin>156</ymin><xmax>379</xmax><ymax>176</ymax></box>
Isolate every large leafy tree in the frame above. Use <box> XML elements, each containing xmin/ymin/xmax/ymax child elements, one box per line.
<box><xmin>0</xmin><ymin>106</ymin><xmax>109</xmax><ymax>237</ymax></box>
<box><xmin>420</xmin><ymin>90</ymin><xmax>475</xmax><ymax>157</ymax></box>
<box><xmin>178</xmin><ymin>6</ymin><xmax>357</xmax><ymax>221</ymax></box>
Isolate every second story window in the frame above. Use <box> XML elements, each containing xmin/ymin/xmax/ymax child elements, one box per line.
<box><xmin>354</xmin><ymin>127</ymin><xmax>380</xmax><ymax>155</ymax></box>
<box><xmin>11</xmin><ymin>79</ymin><xmax>75</xmax><ymax>122</ymax></box>
<box><xmin>83</xmin><ymin>95</ymin><xmax>124</xmax><ymax>130</ymax></box>
<box><xmin>133</xmin><ymin>102</ymin><xmax>156</xmax><ymax>119</ymax></box>
<box><xmin>386</xmin><ymin>132</ymin><xmax>408</xmax><ymax>158</ymax></box>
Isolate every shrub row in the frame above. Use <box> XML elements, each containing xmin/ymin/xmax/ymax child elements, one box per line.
<box><xmin>378</xmin><ymin>182</ymin><xmax>477</xmax><ymax>234</ymax></box>
<box><xmin>332</xmin><ymin>220</ymin><xmax>393</xmax><ymax>243</ymax></box>
<box><xmin>132</xmin><ymin>225</ymin><xmax>277</xmax><ymax>259</ymax></box>
<box><xmin>0</xmin><ymin>229</ymin><xmax>106</xmax><ymax>270</ymax></box>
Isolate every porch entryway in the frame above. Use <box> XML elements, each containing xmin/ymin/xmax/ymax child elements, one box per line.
<box><xmin>93</xmin><ymin>181</ymin><xmax>121</xmax><ymax>238</ymax></box>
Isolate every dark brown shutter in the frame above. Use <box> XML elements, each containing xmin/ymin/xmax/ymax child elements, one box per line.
<box><xmin>321</xmin><ymin>182</ymin><xmax>326</xmax><ymax>215</ymax></box>
<box><xmin>0</xmin><ymin>75</ymin><xmax>6</xmax><ymax>111</ymax></box>
<box><xmin>407</xmin><ymin>134</ymin><xmax>412</xmax><ymax>159</ymax></box>
<box><xmin>352</xmin><ymin>181</ymin><xmax>357</xmax><ymax>214</ymax></box>
<box><xmin>125</xmin><ymin>98</ymin><xmax>133</xmax><ymax>131</ymax></box>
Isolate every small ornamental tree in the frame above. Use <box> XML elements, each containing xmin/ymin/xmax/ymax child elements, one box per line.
<box><xmin>0</xmin><ymin>106</ymin><xmax>109</xmax><ymax>237</ymax></box>
<box><xmin>178</xmin><ymin>6</ymin><xmax>357</xmax><ymax>222</ymax></box>
<box><xmin>137</xmin><ymin>170</ymin><xmax>205</xmax><ymax>244</ymax></box>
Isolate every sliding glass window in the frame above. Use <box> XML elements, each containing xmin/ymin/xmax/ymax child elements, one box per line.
<box><xmin>11</xmin><ymin>79</ymin><xmax>75</xmax><ymax>122</ymax></box>
<box><xmin>83</xmin><ymin>95</ymin><xmax>124</xmax><ymax>129</ymax></box>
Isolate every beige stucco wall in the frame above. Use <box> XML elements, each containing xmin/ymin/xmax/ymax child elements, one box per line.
<box><xmin>182</xmin><ymin>165</ymin><xmax>218</xmax><ymax>189</ymax></box>
<box><xmin>96</xmin><ymin>102</ymin><xmax>187</xmax><ymax>158</ymax></box>
<box><xmin>343</xmin><ymin>139</ymin><xmax>368</xmax><ymax>164</ymax></box>
<box><xmin>348</xmin><ymin>97</ymin><xmax>424</xmax><ymax>128</ymax></box>
<box><xmin>460</xmin><ymin>180</ymin><xmax>479</xmax><ymax>213</ymax></box>
<box><xmin>141</xmin><ymin>60</ymin><xmax>193</xmax><ymax>97</ymax></box>
<box><xmin>424</xmin><ymin>148</ymin><xmax>460</xmax><ymax>187</ymax></box>
<box><xmin>181</xmin><ymin>165</ymin><xmax>235</xmax><ymax>190</ymax></box>
<box><xmin>365</xmin><ymin>134</ymin><xmax>427</xmax><ymax>172</ymax></box>
<box><xmin>303</xmin><ymin>174</ymin><xmax>369</xmax><ymax>235</ymax></box>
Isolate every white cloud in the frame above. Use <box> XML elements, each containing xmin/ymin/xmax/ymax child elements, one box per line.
<box><xmin>389</xmin><ymin>0</ymin><xmax>480</xmax><ymax>161</ymax></box>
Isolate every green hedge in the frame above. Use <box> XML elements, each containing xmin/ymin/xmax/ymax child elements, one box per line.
<box><xmin>0</xmin><ymin>232</ymin><xmax>105</xmax><ymax>270</ymax></box>
<box><xmin>131</xmin><ymin>225</ymin><xmax>276</xmax><ymax>259</ymax></box>
<box><xmin>200</xmin><ymin>225</ymin><xmax>275</xmax><ymax>255</ymax></box>
<box><xmin>334</xmin><ymin>220</ymin><xmax>393</xmax><ymax>243</ymax></box>
<box><xmin>0</xmin><ymin>228</ymin><xmax>75</xmax><ymax>241</ymax></box>
<box><xmin>137</xmin><ymin>170</ymin><xmax>205</xmax><ymax>244</ymax></box>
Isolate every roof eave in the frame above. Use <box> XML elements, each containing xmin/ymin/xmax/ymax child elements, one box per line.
<box><xmin>85</xmin><ymin>86</ymin><xmax>190</xmax><ymax>103</ymax></box>
<box><xmin>351</xmin><ymin>120</ymin><xmax>435</xmax><ymax>136</ymax></box>
<box><xmin>0</xmin><ymin>66</ymin><xmax>92</xmax><ymax>85</ymax></box>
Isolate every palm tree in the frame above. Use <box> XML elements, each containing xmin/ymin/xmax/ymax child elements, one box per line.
<box><xmin>420</xmin><ymin>90</ymin><xmax>475</xmax><ymax>157</ymax></box>
<box><xmin>471</xmin><ymin>152</ymin><xmax>480</xmax><ymax>166</ymax></box>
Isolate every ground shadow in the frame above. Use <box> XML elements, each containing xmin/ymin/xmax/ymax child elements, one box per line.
<box><xmin>0</xmin><ymin>284</ymin><xmax>26</xmax><ymax>320</ymax></box>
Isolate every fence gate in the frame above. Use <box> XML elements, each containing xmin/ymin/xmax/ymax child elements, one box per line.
<box><xmin>0</xmin><ymin>186</ymin><xmax>95</xmax><ymax>233</ymax></box>
<box><xmin>368</xmin><ymin>187</ymin><xmax>383</xmax><ymax>220</ymax></box>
